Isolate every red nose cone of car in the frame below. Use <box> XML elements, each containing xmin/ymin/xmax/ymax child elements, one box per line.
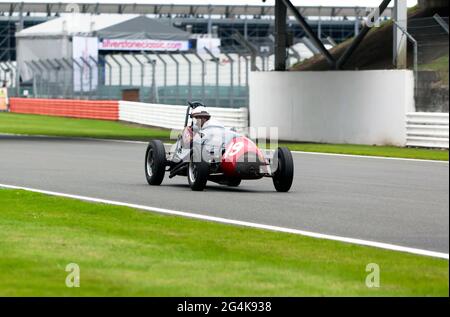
<box><xmin>221</xmin><ymin>136</ymin><xmax>266</xmax><ymax>177</ymax></box>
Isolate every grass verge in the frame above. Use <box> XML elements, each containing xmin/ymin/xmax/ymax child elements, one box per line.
<box><xmin>0</xmin><ymin>189</ymin><xmax>448</xmax><ymax>296</ymax></box>
<box><xmin>0</xmin><ymin>112</ymin><xmax>448</xmax><ymax>161</ymax></box>
<box><xmin>279</xmin><ymin>143</ymin><xmax>448</xmax><ymax>161</ymax></box>
<box><xmin>419</xmin><ymin>54</ymin><xmax>449</xmax><ymax>86</ymax></box>
<box><xmin>419</xmin><ymin>54</ymin><xmax>449</xmax><ymax>73</ymax></box>
<box><xmin>0</xmin><ymin>112</ymin><xmax>170</xmax><ymax>141</ymax></box>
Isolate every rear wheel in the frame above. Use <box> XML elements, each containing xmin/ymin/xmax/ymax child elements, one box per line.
<box><xmin>272</xmin><ymin>147</ymin><xmax>294</xmax><ymax>192</ymax></box>
<box><xmin>145</xmin><ymin>140</ymin><xmax>166</xmax><ymax>185</ymax></box>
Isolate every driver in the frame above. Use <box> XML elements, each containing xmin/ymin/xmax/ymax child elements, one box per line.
<box><xmin>181</xmin><ymin>106</ymin><xmax>211</xmax><ymax>146</ymax></box>
<box><xmin>181</xmin><ymin>105</ymin><xmax>224</xmax><ymax>146</ymax></box>
<box><xmin>191</xmin><ymin>106</ymin><xmax>212</xmax><ymax>130</ymax></box>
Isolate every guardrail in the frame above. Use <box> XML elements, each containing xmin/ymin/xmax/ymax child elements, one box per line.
<box><xmin>8</xmin><ymin>98</ymin><xmax>249</xmax><ymax>132</ymax></box>
<box><xmin>406</xmin><ymin>112</ymin><xmax>449</xmax><ymax>149</ymax></box>
<box><xmin>119</xmin><ymin>101</ymin><xmax>248</xmax><ymax>132</ymax></box>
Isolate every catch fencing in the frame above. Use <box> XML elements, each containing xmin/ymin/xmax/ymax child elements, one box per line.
<box><xmin>406</xmin><ymin>112</ymin><xmax>449</xmax><ymax>149</ymax></box>
<box><xmin>12</xmin><ymin>52</ymin><xmax>298</xmax><ymax>109</ymax></box>
<box><xmin>5</xmin><ymin>46</ymin><xmax>302</xmax><ymax>109</ymax></box>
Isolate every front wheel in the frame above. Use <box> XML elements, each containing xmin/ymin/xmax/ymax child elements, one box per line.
<box><xmin>145</xmin><ymin>140</ymin><xmax>166</xmax><ymax>185</ymax></box>
<box><xmin>187</xmin><ymin>161</ymin><xmax>209</xmax><ymax>191</ymax></box>
<box><xmin>272</xmin><ymin>147</ymin><xmax>294</xmax><ymax>192</ymax></box>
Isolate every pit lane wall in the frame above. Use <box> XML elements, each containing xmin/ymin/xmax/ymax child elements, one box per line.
<box><xmin>8</xmin><ymin>98</ymin><xmax>248</xmax><ymax>132</ymax></box>
<box><xmin>249</xmin><ymin>70</ymin><xmax>415</xmax><ymax>146</ymax></box>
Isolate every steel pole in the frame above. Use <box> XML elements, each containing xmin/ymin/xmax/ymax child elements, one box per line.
<box><xmin>193</xmin><ymin>52</ymin><xmax>206</xmax><ymax>103</ymax></box>
<box><xmin>180</xmin><ymin>52</ymin><xmax>192</xmax><ymax>101</ymax></box>
<box><xmin>166</xmin><ymin>52</ymin><xmax>180</xmax><ymax>105</ymax></box>
<box><xmin>280</xmin><ymin>0</ymin><xmax>335</xmax><ymax>67</ymax></box>
<box><xmin>204</xmin><ymin>47</ymin><xmax>220</xmax><ymax>107</ymax></box>
<box><xmin>224</xmin><ymin>53</ymin><xmax>234</xmax><ymax>107</ymax></box>
<box><xmin>72</xmin><ymin>58</ymin><xmax>84</xmax><ymax>96</ymax></box>
<box><xmin>62</xmin><ymin>58</ymin><xmax>74</xmax><ymax>98</ymax></box>
<box><xmin>109</xmin><ymin>55</ymin><xmax>123</xmax><ymax>87</ymax></box>
<box><xmin>121</xmin><ymin>53</ymin><xmax>134</xmax><ymax>87</ymax></box>
<box><xmin>80</xmin><ymin>57</ymin><xmax>93</xmax><ymax>98</ymax></box>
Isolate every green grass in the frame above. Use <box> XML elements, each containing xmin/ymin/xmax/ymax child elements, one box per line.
<box><xmin>279</xmin><ymin>143</ymin><xmax>448</xmax><ymax>161</ymax></box>
<box><xmin>0</xmin><ymin>189</ymin><xmax>448</xmax><ymax>296</ymax></box>
<box><xmin>420</xmin><ymin>55</ymin><xmax>449</xmax><ymax>72</ymax></box>
<box><xmin>0</xmin><ymin>112</ymin><xmax>170</xmax><ymax>141</ymax></box>
<box><xmin>419</xmin><ymin>54</ymin><xmax>449</xmax><ymax>86</ymax></box>
<box><xmin>0</xmin><ymin>112</ymin><xmax>448</xmax><ymax>161</ymax></box>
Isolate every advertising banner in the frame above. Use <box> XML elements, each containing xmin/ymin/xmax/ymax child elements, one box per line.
<box><xmin>72</xmin><ymin>36</ymin><xmax>99</xmax><ymax>92</ymax></box>
<box><xmin>99</xmin><ymin>38</ymin><xmax>189</xmax><ymax>51</ymax></box>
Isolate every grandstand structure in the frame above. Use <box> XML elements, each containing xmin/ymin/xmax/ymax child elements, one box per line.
<box><xmin>0</xmin><ymin>1</ymin><xmax>399</xmax><ymax>108</ymax></box>
<box><xmin>0</xmin><ymin>2</ymin><xmax>393</xmax><ymax>17</ymax></box>
<box><xmin>0</xmin><ymin>2</ymin><xmax>392</xmax><ymax>62</ymax></box>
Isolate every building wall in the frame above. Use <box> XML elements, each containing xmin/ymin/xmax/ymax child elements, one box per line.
<box><xmin>249</xmin><ymin>70</ymin><xmax>415</xmax><ymax>146</ymax></box>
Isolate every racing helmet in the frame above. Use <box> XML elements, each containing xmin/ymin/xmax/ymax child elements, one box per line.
<box><xmin>190</xmin><ymin>106</ymin><xmax>211</xmax><ymax>119</ymax></box>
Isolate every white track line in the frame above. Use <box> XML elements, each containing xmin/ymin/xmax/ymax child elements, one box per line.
<box><xmin>1</xmin><ymin>183</ymin><xmax>448</xmax><ymax>260</ymax></box>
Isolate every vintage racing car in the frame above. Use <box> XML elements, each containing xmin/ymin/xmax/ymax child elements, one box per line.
<box><xmin>145</xmin><ymin>102</ymin><xmax>294</xmax><ymax>192</ymax></box>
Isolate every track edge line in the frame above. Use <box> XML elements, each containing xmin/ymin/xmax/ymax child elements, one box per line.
<box><xmin>0</xmin><ymin>183</ymin><xmax>448</xmax><ymax>260</ymax></box>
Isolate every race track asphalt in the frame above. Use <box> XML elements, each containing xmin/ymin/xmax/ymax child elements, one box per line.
<box><xmin>0</xmin><ymin>135</ymin><xmax>448</xmax><ymax>253</ymax></box>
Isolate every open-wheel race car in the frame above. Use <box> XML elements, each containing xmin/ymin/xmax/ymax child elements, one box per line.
<box><xmin>145</xmin><ymin>101</ymin><xmax>294</xmax><ymax>192</ymax></box>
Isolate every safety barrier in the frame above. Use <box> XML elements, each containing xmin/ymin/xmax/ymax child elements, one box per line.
<box><xmin>10</xmin><ymin>98</ymin><xmax>119</xmax><ymax>120</ymax></box>
<box><xmin>8</xmin><ymin>98</ymin><xmax>249</xmax><ymax>132</ymax></box>
<box><xmin>406</xmin><ymin>112</ymin><xmax>449</xmax><ymax>149</ymax></box>
<box><xmin>119</xmin><ymin>101</ymin><xmax>248</xmax><ymax>132</ymax></box>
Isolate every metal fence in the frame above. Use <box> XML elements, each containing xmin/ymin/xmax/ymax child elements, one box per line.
<box><xmin>10</xmin><ymin>49</ymin><xmax>300</xmax><ymax>108</ymax></box>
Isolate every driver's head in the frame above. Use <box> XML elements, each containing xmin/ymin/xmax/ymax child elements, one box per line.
<box><xmin>191</xmin><ymin>106</ymin><xmax>211</xmax><ymax>128</ymax></box>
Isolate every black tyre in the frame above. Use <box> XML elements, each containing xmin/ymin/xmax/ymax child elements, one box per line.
<box><xmin>187</xmin><ymin>161</ymin><xmax>209</xmax><ymax>191</ymax></box>
<box><xmin>187</xmin><ymin>147</ymin><xmax>209</xmax><ymax>191</ymax></box>
<box><xmin>145</xmin><ymin>140</ymin><xmax>166</xmax><ymax>185</ymax></box>
<box><xmin>272</xmin><ymin>147</ymin><xmax>294</xmax><ymax>192</ymax></box>
<box><xmin>226</xmin><ymin>178</ymin><xmax>242</xmax><ymax>187</ymax></box>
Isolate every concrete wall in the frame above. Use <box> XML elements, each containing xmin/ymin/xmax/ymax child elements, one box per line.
<box><xmin>249</xmin><ymin>70</ymin><xmax>415</xmax><ymax>146</ymax></box>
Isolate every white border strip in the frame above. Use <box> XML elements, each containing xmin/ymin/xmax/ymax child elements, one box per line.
<box><xmin>289</xmin><ymin>150</ymin><xmax>449</xmax><ymax>164</ymax></box>
<box><xmin>1</xmin><ymin>133</ymin><xmax>447</xmax><ymax>164</ymax></box>
<box><xmin>1</xmin><ymin>183</ymin><xmax>448</xmax><ymax>260</ymax></box>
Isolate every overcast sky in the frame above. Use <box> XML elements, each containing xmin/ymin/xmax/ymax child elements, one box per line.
<box><xmin>6</xmin><ymin>0</ymin><xmax>419</xmax><ymax>7</ymax></box>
